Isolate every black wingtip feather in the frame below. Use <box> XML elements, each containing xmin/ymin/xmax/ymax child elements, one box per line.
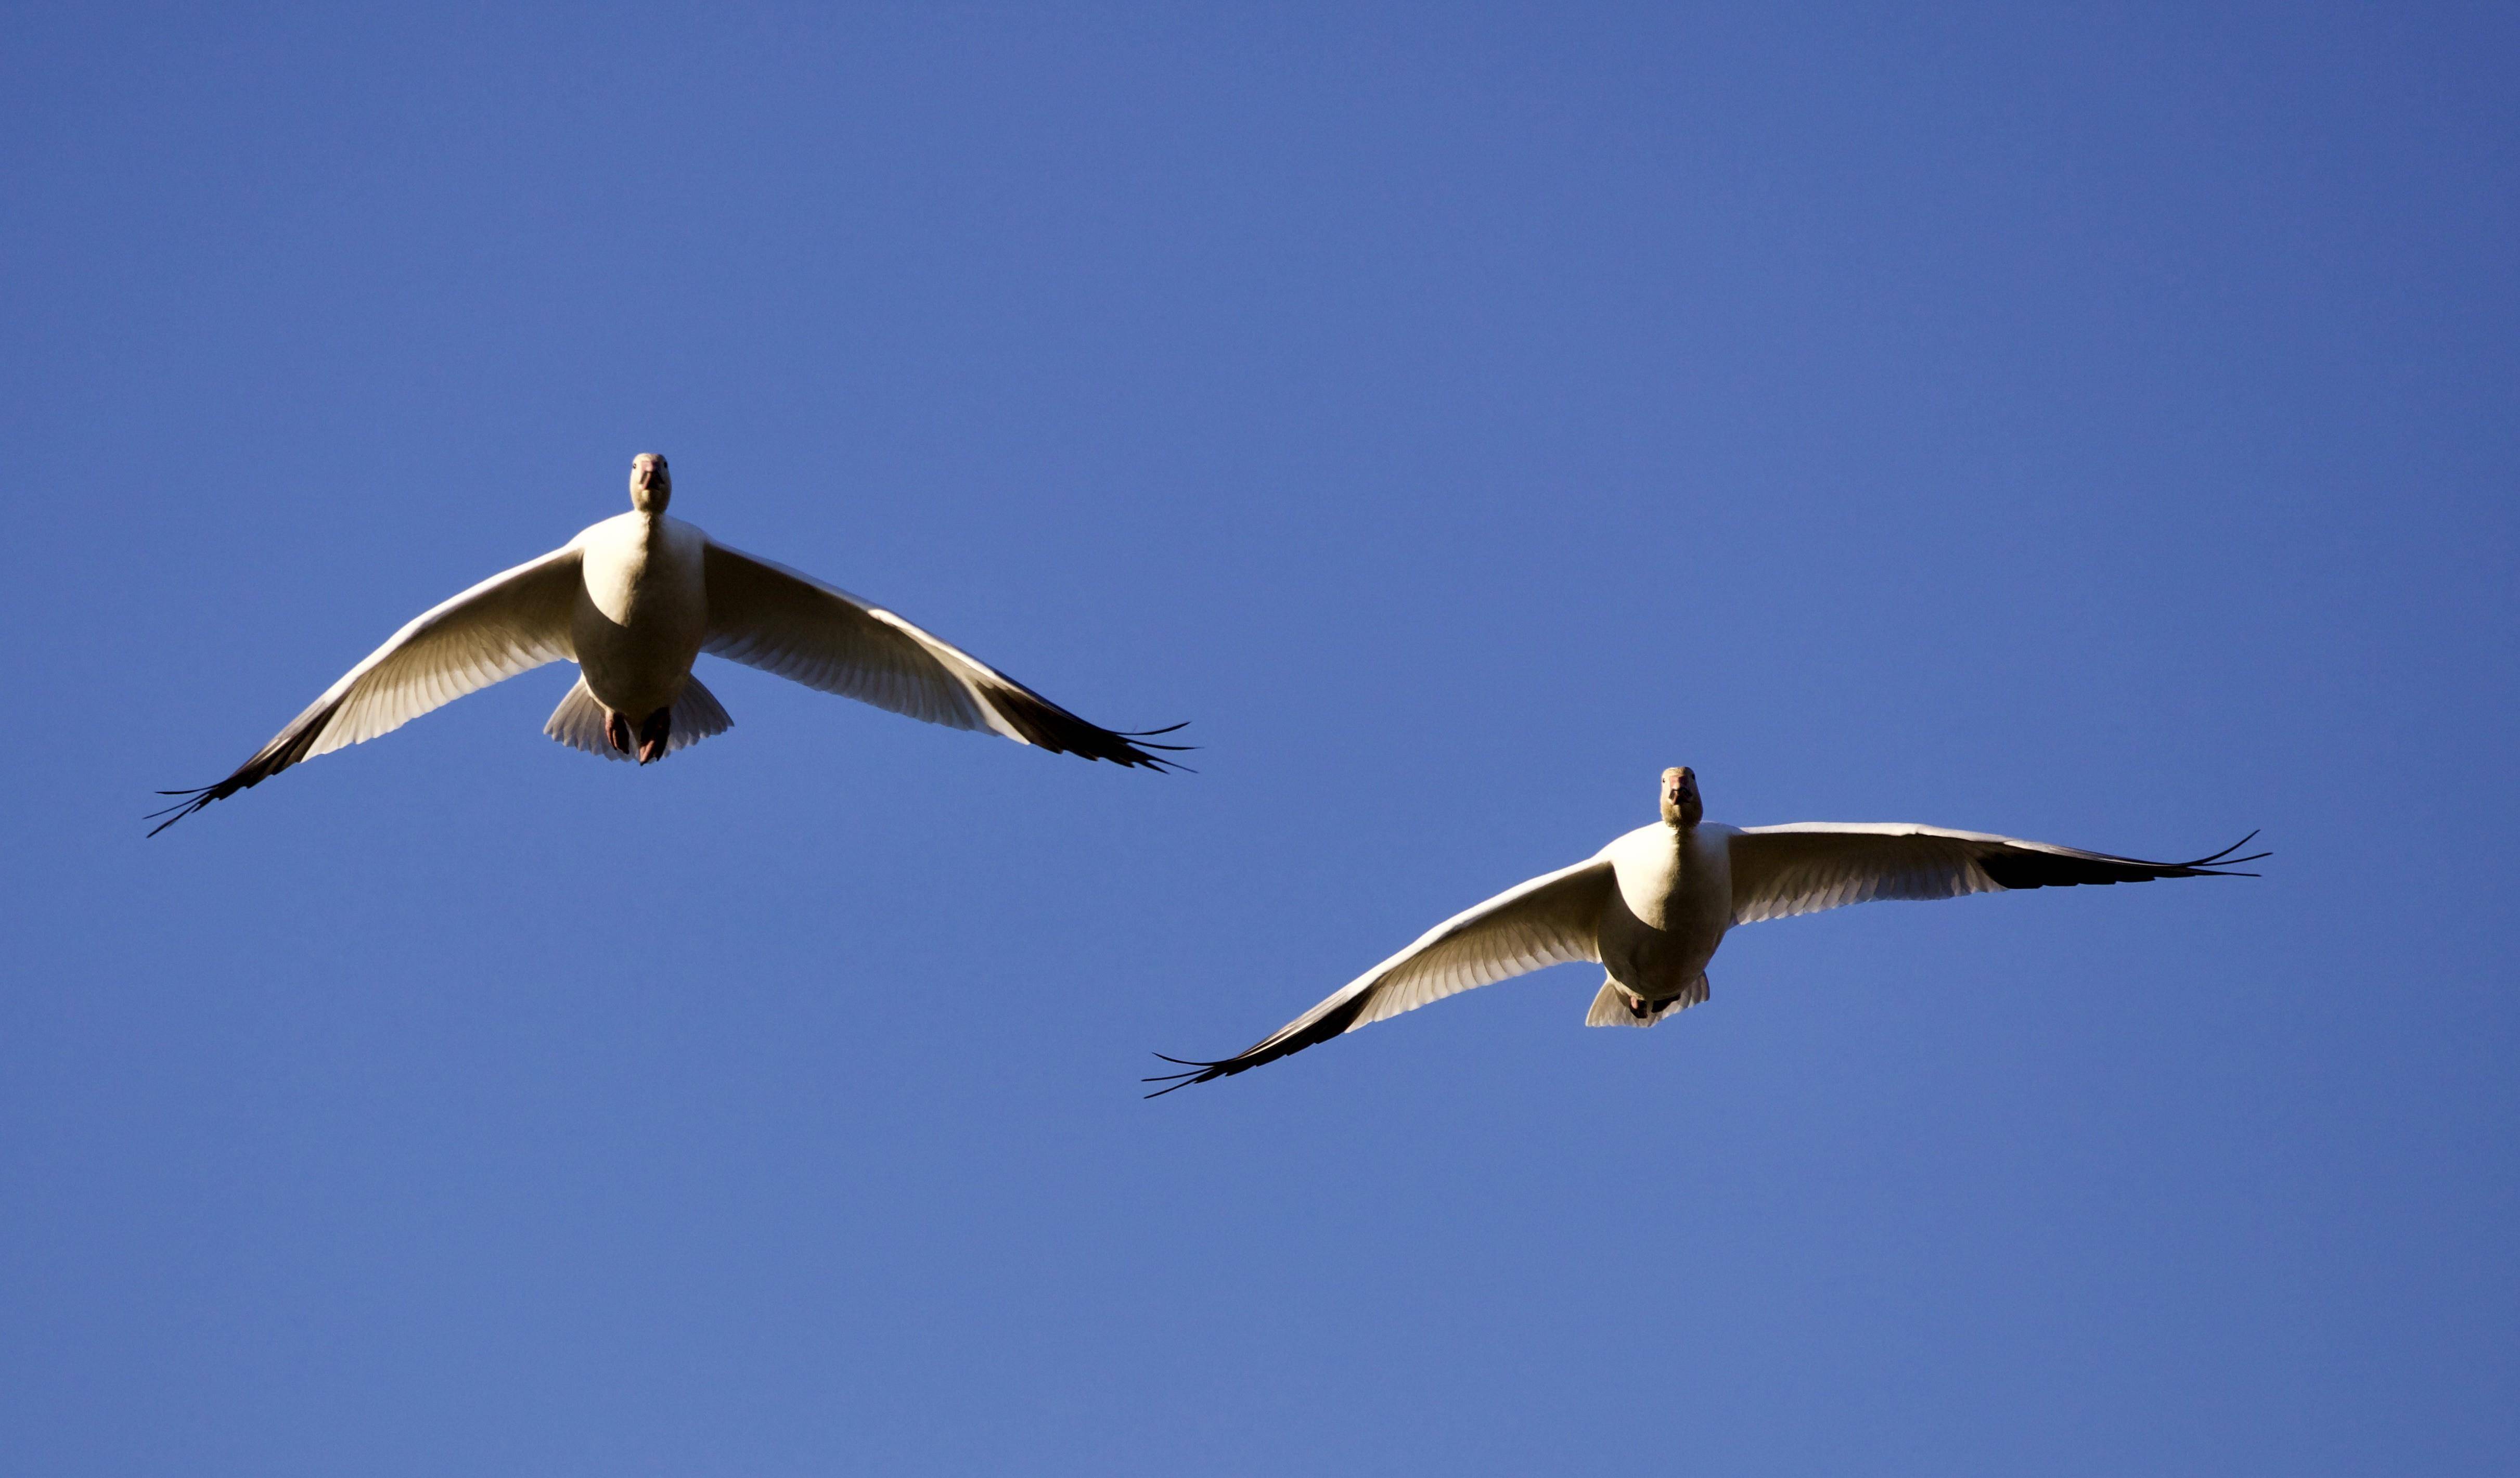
<box><xmin>1141</xmin><ymin>992</ymin><xmax>1375</xmax><ymax>1097</ymax></box>
<box><xmin>983</xmin><ymin>679</ymin><xmax>1198</xmax><ymax>772</ymax></box>
<box><xmin>146</xmin><ymin>699</ymin><xmax>342</xmax><ymax>835</ymax></box>
<box><xmin>1141</xmin><ymin>1052</ymin><xmax>1227</xmax><ymax>1097</ymax></box>
<box><xmin>2185</xmin><ymin>831</ymin><xmax>2270</xmax><ymax>872</ymax></box>
<box><xmin>143</xmin><ymin>769</ymin><xmax>268</xmax><ymax>836</ymax></box>
<box><xmin>1980</xmin><ymin>829</ymin><xmax>2271</xmax><ymax>889</ymax></box>
<box><xmin>144</xmin><ymin>786</ymin><xmax>223</xmax><ymax>837</ymax></box>
<box><xmin>1103</xmin><ymin>723</ymin><xmax>1198</xmax><ymax>773</ymax></box>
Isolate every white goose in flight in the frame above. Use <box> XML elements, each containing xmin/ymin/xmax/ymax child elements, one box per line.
<box><xmin>151</xmin><ymin>454</ymin><xmax>1184</xmax><ymax>832</ymax></box>
<box><xmin>1148</xmin><ymin>766</ymin><xmax>2260</xmax><ymax>1093</ymax></box>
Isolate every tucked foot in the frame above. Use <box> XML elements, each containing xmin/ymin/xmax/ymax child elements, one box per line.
<box><xmin>605</xmin><ymin>710</ymin><xmax>634</xmax><ymax>756</ymax></box>
<box><xmin>637</xmin><ymin>706</ymin><xmax>673</xmax><ymax>765</ymax></box>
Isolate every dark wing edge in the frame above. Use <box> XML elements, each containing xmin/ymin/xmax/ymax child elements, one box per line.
<box><xmin>147</xmin><ymin>692</ymin><xmax>352</xmax><ymax>834</ymax></box>
<box><xmin>701</xmin><ymin>541</ymin><xmax>1190</xmax><ymax>772</ymax></box>
<box><xmin>1977</xmin><ymin>829</ymin><xmax>2268</xmax><ymax>889</ymax></box>
<box><xmin>963</xmin><ymin>688</ymin><xmax>1193</xmax><ymax>773</ymax></box>
<box><xmin>1142</xmin><ymin>987</ymin><xmax>1378</xmax><ymax>1097</ymax></box>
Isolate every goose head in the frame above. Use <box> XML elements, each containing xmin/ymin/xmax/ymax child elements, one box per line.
<box><xmin>629</xmin><ymin>453</ymin><xmax>672</xmax><ymax>513</ymax></box>
<box><xmin>1660</xmin><ymin>766</ymin><xmax>1703</xmax><ymax>828</ymax></box>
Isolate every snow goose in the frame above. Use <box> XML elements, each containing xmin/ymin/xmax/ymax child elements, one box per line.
<box><xmin>1148</xmin><ymin>766</ymin><xmax>2260</xmax><ymax>1093</ymax></box>
<box><xmin>151</xmin><ymin>454</ymin><xmax>1185</xmax><ymax>832</ymax></box>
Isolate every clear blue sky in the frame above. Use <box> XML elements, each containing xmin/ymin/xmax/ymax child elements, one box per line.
<box><xmin>5</xmin><ymin>5</ymin><xmax>2514</xmax><ymax>1473</ymax></box>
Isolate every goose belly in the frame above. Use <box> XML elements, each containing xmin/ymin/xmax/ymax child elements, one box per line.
<box><xmin>571</xmin><ymin>517</ymin><xmax>706</xmax><ymax>713</ymax></box>
<box><xmin>1598</xmin><ymin>825</ymin><xmax>1733</xmax><ymax>997</ymax></box>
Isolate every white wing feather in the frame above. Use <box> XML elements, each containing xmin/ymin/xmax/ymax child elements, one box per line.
<box><xmin>1152</xmin><ymin>855</ymin><xmax>1616</xmax><ymax>1088</ymax></box>
<box><xmin>152</xmin><ymin>545</ymin><xmax>584</xmax><ymax>830</ymax></box>
<box><xmin>699</xmin><ymin>540</ymin><xmax>1181</xmax><ymax>767</ymax></box>
<box><xmin>1729</xmin><ymin>822</ymin><xmax>2264</xmax><ymax>925</ymax></box>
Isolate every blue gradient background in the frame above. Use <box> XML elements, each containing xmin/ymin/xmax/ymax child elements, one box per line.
<box><xmin>5</xmin><ymin>5</ymin><xmax>2514</xmax><ymax>1473</ymax></box>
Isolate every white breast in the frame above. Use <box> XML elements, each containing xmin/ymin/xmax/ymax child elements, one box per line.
<box><xmin>1598</xmin><ymin>821</ymin><xmax>1736</xmax><ymax>993</ymax></box>
<box><xmin>575</xmin><ymin>513</ymin><xmax>698</xmax><ymax>625</ymax></box>
<box><xmin>1606</xmin><ymin>822</ymin><xmax>1682</xmax><ymax>927</ymax></box>
<box><xmin>570</xmin><ymin>513</ymin><xmax>708</xmax><ymax>711</ymax></box>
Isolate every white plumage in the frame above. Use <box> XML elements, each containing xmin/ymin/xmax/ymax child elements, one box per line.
<box><xmin>152</xmin><ymin>454</ymin><xmax>1182</xmax><ymax>832</ymax></box>
<box><xmin>1150</xmin><ymin>766</ymin><xmax>2260</xmax><ymax>1092</ymax></box>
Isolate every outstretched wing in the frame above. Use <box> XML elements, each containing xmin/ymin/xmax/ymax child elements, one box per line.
<box><xmin>1148</xmin><ymin>856</ymin><xmax>1616</xmax><ymax>1093</ymax></box>
<box><xmin>1728</xmin><ymin>822</ymin><xmax>2265</xmax><ymax>925</ymax></box>
<box><xmin>700</xmin><ymin>541</ymin><xmax>1185</xmax><ymax>769</ymax></box>
<box><xmin>150</xmin><ymin>546</ymin><xmax>585</xmax><ymax>833</ymax></box>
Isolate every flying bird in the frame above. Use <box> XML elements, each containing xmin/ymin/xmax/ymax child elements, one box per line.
<box><xmin>1148</xmin><ymin>766</ymin><xmax>2260</xmax><ymax>1093</ymax></box>
<box><xmin>152</xmin><ymin>454</ymin><xmax>1184</xmax><ymax>832</ymax></box>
